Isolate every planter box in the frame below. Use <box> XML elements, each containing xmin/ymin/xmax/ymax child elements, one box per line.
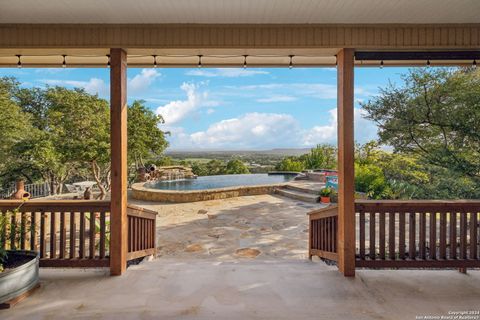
<box><xmin>0</xmin><ymin>251</ymin><xmax>39</xmax><ymax>305</ymax></box>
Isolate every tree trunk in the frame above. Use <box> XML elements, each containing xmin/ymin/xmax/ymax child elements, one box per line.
<box><xmin>91</xmin><ymin>160</ymin><xmax>107</xmax><ymax>198</ymax></box>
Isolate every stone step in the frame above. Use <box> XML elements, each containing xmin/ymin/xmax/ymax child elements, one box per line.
<box><xmin>275</xmin><ymin>187</ymin><xmax>319</xmax><ymax>203</ymax></box>
<box><xmin>284</xmin><ymin>184</ymin><xmax>320</xmax><ymax>195</ymax></box>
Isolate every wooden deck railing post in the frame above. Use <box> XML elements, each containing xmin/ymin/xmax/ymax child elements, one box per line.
<box><xmin>110</xmin><ymin>48</ymin><xmax>128</xmax><ymax>276</ymax></box>
<box><xmin>337</xmin><ymin>48</ymin><xmax>356</xmax><ymax>277</ymax></box>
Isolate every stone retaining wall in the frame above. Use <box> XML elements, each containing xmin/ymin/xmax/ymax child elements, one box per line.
<box><xmin>131</xmin><ymin>182</ymin><xmax>286</xmax><ymax>203</ymax></box>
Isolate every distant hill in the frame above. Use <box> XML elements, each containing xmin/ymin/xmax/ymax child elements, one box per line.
<box><xmin>165</xmin><ymin>148</ymin><xmax>310</xmax><ymax>158</ymax></box>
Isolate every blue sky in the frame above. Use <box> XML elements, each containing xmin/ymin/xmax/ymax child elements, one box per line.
<box><xmin>0</xmin><ymin>66</ymin><xmax>410</xmax><ymax>150</ymax></box>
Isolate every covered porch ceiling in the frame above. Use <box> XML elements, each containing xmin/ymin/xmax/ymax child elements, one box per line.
<box><xmin>0</xmin><ymin>0</ymin><xmax>479</xmax><ymax>67</ymax></box>
<box><xmin>1</xmin><ymin>0</ymin><xmax>478</xmax><ymax>24</ymax></box>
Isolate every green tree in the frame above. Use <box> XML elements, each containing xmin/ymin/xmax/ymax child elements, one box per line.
<box><xmin>0</xmin><ymin>77</ymin><xmax>37</xmax><ymax>186</ymax></box>
<box><xmin>275</xmin><ymin>157</ymin><xmax>305</xmax><ymax>172</ymax></box>
<box><xmin>206</xmin><ymin>159</ymin><xmax>225</xmax><ymax>175</ymax></box>
<box><xmin>302</xmin><ymin>144</ymin><xmax>337</xmax><ymax>170</ymax></box>
<box><xmin>225</xmin><ymin>159</ymin><xmax>250</xmax><ymax>174</ymax></box>
<box><xmin>128</xmin><ymin>100</ymin><xmax>169</xmax><ymax>170</ymax></box>
<box><xmin>45</xmin><ymin>87</ymin><xmax>111</xmax><ymax>196</ymax></box>
<box><xmin>362</xmin><ymin>68</ymin><xmax>480</xmax><ymax>180</ymax></box>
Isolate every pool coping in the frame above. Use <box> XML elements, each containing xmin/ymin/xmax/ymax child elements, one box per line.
<box><xmin>131</xmin><ymin>181</ymin><xmax>289</xmax><ymax>203</ymax></box>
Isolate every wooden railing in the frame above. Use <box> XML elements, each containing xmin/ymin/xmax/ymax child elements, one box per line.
<box><xmin>127</xmin><ymin>204</ymin><xmax>157</xmax><ymax>261</ymax></box>
<box><xmin>356</xmin><ymin>200</ymin><xmax>480</xmax><ymax>269</ymax></box>
<box><xmin>0</xmin><ymin>200</ymin><xmax>110</xmax><ymax>267</ymax></box>
<box><xmin>308</xmin><ymin>205</ymin><xmax>338</xmax><ymax>262</ymax></box>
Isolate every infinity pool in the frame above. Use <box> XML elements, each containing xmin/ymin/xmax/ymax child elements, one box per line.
<box><xmin>146</xmin><ymin>173</ymin><xmax>296</xmax><ymax>191</ymax></box>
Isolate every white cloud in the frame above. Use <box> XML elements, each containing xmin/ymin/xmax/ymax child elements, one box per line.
<box><xmin>186</xmin><ymin>68</ymin><xmax>269</xmax><ymax>78</ymax></box>
<box><xmin>41</xmin><ymin>68</ymin><xmax>160</xmax><ymax>97</ymax></box>
<box><xmin>182</xmin><ymin>112</ymin><xmax>301</xmax><ymax>149</ymax></box>
<box><xmin>155</xmin><ymin>82</ymin><xmax>218</xmax><ymax>125</ymax></box>
<box><xmin>167</xmin><ymin>108</ymin><xmax>378</xmax><ymax>150</ymax></box>
<box><xmin>303</xmin><ymin>108</ymin><xmax>378</xmax><ymax>146</ymax></box>
<box><xmin>256</xmin><ymin>95</ymin><xmax>297</xmax><ymax>103</ymax></box>
<box><xmin>128</xmin><ymin>69</ymin><xmax>160</xmax><ymax>93</ymax></box>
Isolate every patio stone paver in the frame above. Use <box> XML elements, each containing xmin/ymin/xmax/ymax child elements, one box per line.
<box><xmin>129</xmin><ymin>194</ymin><xmax>322</xmax><ymax>261</ymax></box>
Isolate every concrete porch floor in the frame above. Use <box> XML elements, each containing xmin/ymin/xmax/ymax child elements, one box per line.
<box><xmin>2</xmin><ymin>194</ymin><xmax>479</xmax><ymax>319</ymax></box>
<box><xmin>2</xmin><ymin>259</ymin><xmax>479</xmax><ymax>319</ymax></box>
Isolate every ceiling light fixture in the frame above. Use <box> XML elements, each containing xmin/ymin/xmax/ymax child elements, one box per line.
<box><xmin>16</xmin><ymin>55</ymin><xmax>22</xmax><ymax>68</ymax></box>
<box><xmin>153</xmin><ymin>55</ymin><xmax>157</xmax><ymax>68</ymax></box>
<box><xmin>198</xmin><ymin>55</ymin><xmax>203</xmax><ymax>68</ymax></box>
<box><xmin>473</xmin><ymin>60</ymin><xmax>477</xmax><ymax>68</ymax></box>
<box><xmin>243</xmin><ymin>55</ymin><xmax>248</xmax><ymax>69</ymax></box>
<box><xmin>380</xmin><ymin>60</ymin><xmax>384</xmax><ymax>69</ymax></box>
<box><xmin>62</xmin><ymin>55</ymin><xmax>67</xmax><ymax>68</ymax></box>
<box><xmin>107</xmin><ymin>54</ymin><xmax>111</xmax><ymax>68</ymax></box>
<box><xmin>289</xmin><ymin>55</ymin><xmax>294</xmax><ymax>69</ymax></box>
<box><xmin>427</xmin><ymin>60</ymin><xmax>431</xmax><ymax>67</ymax></box>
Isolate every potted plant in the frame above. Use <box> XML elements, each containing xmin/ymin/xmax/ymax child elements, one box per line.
<box><xmin>319</xmin><ymin>187</ymin><xmax>333</xmax><ymax>203</ymax></box>
<box><xmin>0</xmin><ymin>201</ymin><xmax>39</xmax><ymax>307</ymax></box>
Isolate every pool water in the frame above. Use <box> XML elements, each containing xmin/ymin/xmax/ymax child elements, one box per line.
<box><xmin>147</xmin><ymin>173</ymin><xmax>296</xmax><ymax>191</ymax></box>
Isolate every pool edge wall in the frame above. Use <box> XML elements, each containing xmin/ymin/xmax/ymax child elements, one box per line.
<box><xmin>131</xmin><ymin>182</ymin><xmax>286</xmax><ymax>203</ymax></box>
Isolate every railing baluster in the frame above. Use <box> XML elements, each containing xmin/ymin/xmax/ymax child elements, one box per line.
<box><xmin>359</xmin><ymin>211</ymin><xmax>365</xmax><ymax>259</ymax></box>
<box><xmin>40</xmin><ymin>211</ymin><xmax>46</xmax><ymax>258</ymax></box>
<box><xmin>470</xmin><ymin>211</ymin><xmax>478</xmax><ymax>259</ymax></box>
<box><xmin>70</xmin><ymin>212</ymin><xmax>76</xmax><ymax>259</ymax></box>
<box><xmin>30</xmin><ymin>211</ymin><xmax>37</xmax><ymax>251</ymax></box>
<box><xmin>1</xmin><ymin>212</ymin><xmax>6</xmax><ymax>250</ymax></box>
<box><xmin>460</xmin><ymin>211</ymin><xmax>467</xmax><ymax>259</ymax></box>
<box><xmin>89</xmin><ymin>212</ymin><xmax>96</xmax><ymax>259</ymax></box>
<box><xmin>399</xmin><ymin>212</ymin><xmax>405</xmax><ymax>259</ymax></box>
<box><xmin>408</xmin><ymin>212</ymin><xmax>416</xmax><ymax>259</ymax></box>
<box><xmin>429</xmin><ymin>212</ymin><xmax>436</xmax><ymax>259</ymax></box>
<box><xmin>450</xmin><ymin>212</ymin><xmax>457</xmax><ymax>259</ymax></box>
<box><xmin>379</xmin><ymin>212</ymin><xmax>385</xmax><ymax>260</ymax></box>
<box><xmin>369</xmin><ymin>212</ymin><xmax>375</xmax><ymax>260</ymax></box>
<box><xmin>388</xmin><ymin>212</ymin><xmax>395</xmax><ymax>260</ymax></box>
<box><xmin>50</xmin><ymin>212</ymin><xmax>57</xmax><ymax>259</ymax></box>
<box><xmin>100</xmin><ymin>211</ymin><xmax>106</xmax><ymax>259</ymax></box>
<box><xmin>419</xmin><ymin>212</ymin><xmax>426</xmax><ymax>259</ymax></box>
<box><xmin>10</xmin><ymin>212</ymin><xmax>17</xmax><ymax>250</ymax></box>
<box><xmin>20</xmin><ymin>212</ymin><xmax>26</xmax><ymax>250</ymax></box>
<box><xmin>439</xmin><ymin>212</ymin><xmax>447</xmax><ymax>259</ymax></box>
<box><xmin>60</xmin><ymin>211</ymin><xmax>66</xmax><ymax>258</ymax></box>
<box><xmin>79</xmin><ymin>211</ymin><xmax>85</xmax><ymax>258</ymax></box>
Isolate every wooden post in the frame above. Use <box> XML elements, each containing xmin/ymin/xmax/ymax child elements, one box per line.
<box><xmin>337</xmin><ymin>48</ymin><xmax>356</xmax><ymax>277</ymax></box>
<box><xmin>110</xmin><ymin>48</ymin><xmax>128</xmax><ymax>276</ymax></box>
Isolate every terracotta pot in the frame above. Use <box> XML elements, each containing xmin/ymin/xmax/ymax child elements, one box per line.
<box><xmin>320</xmin><ymin>196</ymin><xmax>330</xmax><ymax>203</ymax></box>
<box><xmin>13</xmin><ymin>180</ymin><xmax>30</xmax><ymax>200</ymax></box>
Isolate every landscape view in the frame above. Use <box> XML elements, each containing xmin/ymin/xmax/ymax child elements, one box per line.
<box><xmin>1</xmin><ymin>66</ymin><xmax>479</xmax><ymax>200</ymax></box>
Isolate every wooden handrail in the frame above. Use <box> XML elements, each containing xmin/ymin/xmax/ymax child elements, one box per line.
<box><xmin>307</xmin><ymin>205</ymin><xmax>338</xmax><ymax>220</ymax></box>
<box><xmin>0</xmin><ymin>200</ymin><xmax>111</xmax><ymax>268</ymax></box>
<box><xmin>0</xmin><ymin>200</ymin><xmax>110</xmax><ymax>212</ymax></box>
<box><xmin>355</xmin><ymin>200</ymin><xmax>480</xmax><ymax>270</ymax></box>
<box><xmin>126</xmin><ymin>204</ymin><xmax>157</xmax><ymax>261</ymax></box>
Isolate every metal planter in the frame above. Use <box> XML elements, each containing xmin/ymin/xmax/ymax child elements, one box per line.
<box><xmin>0</xmin><ymin>251</ymin><xmax>39</xmax><ymax>304</ymax></box>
